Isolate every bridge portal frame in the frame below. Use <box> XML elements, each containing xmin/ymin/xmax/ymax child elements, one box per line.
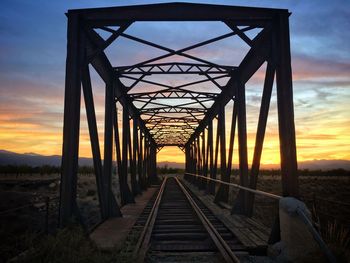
<box><xmin>59</xmin><ymin>3</ymin><xmax>298</xmax><ymax>229</ymax></box>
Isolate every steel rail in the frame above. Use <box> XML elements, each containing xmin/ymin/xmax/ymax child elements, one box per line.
<box><xmin>175</xmin><ymin>177</ymin><xmax>240</xmax><ymax>263</ymax></box>
<box><xmin>185</xmin><ymin>172</ymin><xmax>282</xmax><ymax>200</ymax></box>
<box><xmin>133</xmin><ymin>177</ymin><xmax>168</xmax><ymax>263</ymax></box>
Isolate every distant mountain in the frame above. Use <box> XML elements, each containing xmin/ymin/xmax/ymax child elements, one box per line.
<box><xmin>297</xmin><ymin>159</ymin><xmax>350</xmax><ymax>170</ymax></box>
<box><xmin>0</xmin><ymin>150</ymin><xmax>349</xmax><ymax>170</ymax></box>
<box><xmin>259</xmin><ymin>159</ymin><xmax>350</xmax><ymax>170</ymax></box>
<box><xmin>0</xmin><ymin>150</ymin><xmax>92</xmax><ymax>166</ymax></box>
<box><xmin>0</xmin><ymin>150</ymin><xmax>181</xmax><ymax>168</ymax></box>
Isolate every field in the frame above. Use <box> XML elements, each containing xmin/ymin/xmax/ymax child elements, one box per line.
<box><xmin>255</xmin><ymin>175</ymin><xmax>350</xmax><ymax>226</ymax></box>
<box><xmin>0</xmin><ymin>173</ymin><xmax>349</xmax><ymax>262</ymax></box>
<box><xmin>0</xmin><ymin>173</ymin><xmax>101</xmax><ymax>262</ymax></box>
<box><xmin>231</xmin><ymin>175</ymin><xmax>350</xmax><ymax>261</ymax></box>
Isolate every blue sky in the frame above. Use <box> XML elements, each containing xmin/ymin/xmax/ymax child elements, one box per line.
<box><xmin>0</xmin><ymin>0</ymin><xmax>349</xmax><ymax>163</ymax></box>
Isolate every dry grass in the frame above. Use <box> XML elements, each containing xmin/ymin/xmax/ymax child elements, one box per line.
<box><xmin>12</xmin><ymin>224</ymin><xmax>139</xmax><ymax>263</ymax></box>
<box><xmin>320</xmin><ymin>221</ymin><xmax>350</xmax><ymax>262</ymax></box>
<box><xmin>236</xmin><ymin>175</ymin><xmax>350</xmax><ymax>262</ymax></box>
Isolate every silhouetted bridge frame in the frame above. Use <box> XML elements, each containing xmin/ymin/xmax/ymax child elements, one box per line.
<box><xmin>59</xmin><ymin>2</ymin><xmax>299</xmax><ymax>237</ymax></box>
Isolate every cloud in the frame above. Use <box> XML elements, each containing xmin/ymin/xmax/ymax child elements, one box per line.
<box><xmin>290</xmin><ymin>2</ymin><xmax>350</xmax><ymax>62</ymax></box>
<box><xmin>0</xmin><ymin>0</ymin><xmax>349</xmax><ymax>163</ymax></box>
<box><xmin>292</xmin><ymin>54</ymin><xmax>350</xmax><ymax>82</ymax></box>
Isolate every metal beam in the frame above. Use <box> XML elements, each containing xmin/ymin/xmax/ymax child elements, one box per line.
<box><xmin>84</xmin><ymin>27</ymin><xmax>156</xmax><ymax>146</ymax></box>
<box><xmin>121</xmin><ymin>106</ymin><xmax>135</xmax><ymax>205</ymax></box>
<box><xmin>246</xmin><ymin>61</ymin><xmax>275</xmax><ymax>216</ymax></box>
<box><xmin>186</xmin><ymin>26</ymin><xmax>272</xmax><ymax>147</ymax></box>
<box><xmin>116</xmin><ymin>62</ymin><xmax>234</xmax><ymax>75</ymax></box>
<box><xmin>82</xmin><ymin>65</ymin><xmax>108</xmax><ymax>219</ymax></box>
<box><xmin>214</xmin><ymin>106</ymin><xmax>228</xmax><ymax>203</ymax></box>
<box><xmin>131</xmin><ymin>117</ymin><xmax>141</xmax><ymax>195</ymax></box>
<box><xmin>226</xmin><ymin>101</ymin><xmax>238</xmax><ymax>188</ymax></box>
<box><xmin>59</xmin><ymin>13</ymin><xmax>82</xmax><ymax>227</ymax></box>
<box><xmin>207</xmin><ymin>120</ymin><xmax>214</xmax><ymax>194</ymax></box>
<box><xmin>87</xmin><ymin>22</ymin><xmax>131</xmax><ymax>62</ymax></box>
<box><xmin>232</xmin><ymin>81</ymin><xmax>249</xmax><ymax>215</ymax></box>
<box><xmin>275</xmin><ymin>13</ymin><xmax>299</xmax><ymax>197</ymax></box>
<box><xmin>103</xmin><ymin>78</ymin><xmax>122</xmax><ymax>217</ymax></box>
<box><xmin>69</xmin><ymin>3</ymin><xmax>285</xmax><ymax>25</ymax></box>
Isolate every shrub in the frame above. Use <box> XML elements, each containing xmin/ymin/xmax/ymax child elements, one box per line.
<box><xmin>86</xmin><ymin>189</ymin><xmax>96</xmax><ymax>197</ymax></box>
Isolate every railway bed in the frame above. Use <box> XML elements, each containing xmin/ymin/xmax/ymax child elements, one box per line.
<box><xmin>133</xmin><ymin>177</ymin><xmax>260</xmax><ymax>263</ymax></box>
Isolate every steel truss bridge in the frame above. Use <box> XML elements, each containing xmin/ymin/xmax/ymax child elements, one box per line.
<box><xmin>59</xmin><ymin>2</ymin><xmax>299</xmax><ymax>237</ymax></box>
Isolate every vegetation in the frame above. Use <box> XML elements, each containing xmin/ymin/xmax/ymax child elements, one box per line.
<box><xmin>0</xmin><ymin>165</ymin><xmax>94</xmax><ymax>176</ymax></box>
<box><xmin>1</xmin><ymin>164</ymin><xmax>349</xmax><ymax>177</ymax></box>
<box><xmin>312</xmin><ymin>210</ymin><xmax>350</xmax><ymax>262</ymax></box>
<box><xmin>157</xmin><ymin>165</ymin><xmax>184</xmax><ymax>174</ymax></box>
<box><xmin>0</xmin><ymin>165</ymin><xmax>60</xmax><ymax>176</ymax></box>
<box><xmin>13</xmin><ymin>224</ymin><xmax>137</xmax><ymax>263</ymax></box>
<box><xmin>298</xmin><ymin>168</ymin><xmax>350</xmax><ymax>177</ymax></box>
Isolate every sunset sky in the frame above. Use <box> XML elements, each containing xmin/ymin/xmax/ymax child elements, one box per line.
<box><xmin>0</xmin><ymin>0</ymin><xmax>349</xmax><ymax>166</ymax></box>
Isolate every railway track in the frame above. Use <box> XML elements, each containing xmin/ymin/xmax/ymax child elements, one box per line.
<box><xmin>133</xmin><ymin>176</ymin><xmax>247</xmax><ymax>262</ymax></box>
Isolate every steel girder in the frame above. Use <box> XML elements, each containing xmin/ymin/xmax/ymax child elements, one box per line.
<box><xmin>60</xmin><ymin>3</ymin><xmax>298</xmax><ymax>227</ymax></box>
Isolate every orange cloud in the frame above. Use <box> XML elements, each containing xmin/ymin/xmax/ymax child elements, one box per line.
<box><xmin>1</xmin><ymin>22</ymin><xmax>349</xmax><ymax>167</ymax></box>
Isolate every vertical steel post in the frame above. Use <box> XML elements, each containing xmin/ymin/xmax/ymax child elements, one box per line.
<box><xmin>247</xmin><ymin>62</ymin><xmax>275</xmax><ymax>216</ymax></box>
<box><xmin>139</xmin><ymin>132</ymin><xmax>146</xmax><ymax>190</ymax></box>
<box><xmin>193</xmin><ymin>138</ymin><xmax>198</xmax><ymax>185</ymax></box>
<box><xmin>129</xmin><ymin>118</ymin><xmax>138</xmax><ymax>195</ymax></box>
<box><xmin>102</xmin><ymin>78</ymin><xmax>122</xmax><ymax>217</ymax></box>
<box><xmin>185</xmin><ymin>143</ymin><xmax>190</xmax><ymax>181</ymax></box>
<box><xmin>144</xmin><ymin>135</ymin><xmax>150</xmax><ymax>184</ymax></box>
<box><xmin>232</xmin><ymin>81</ymin><xmax>249</xmax><ymax>215</ymax></box>
<box><xmin>134</xmin><ymin>118</ymin><xmax>142</xmax><ymax>192</ymax></box>
<box><xmin>211</xmin><ymin>118</ymin><xmax>220</xmax><ymax>195</ymax></box>
<box><xmin>201</xmin><ymin>129</ymin><xmax>207</xmax><ymax>190</ymax></box>
<box><xmin>214</xmin><ymin>105</ymin><xmax>228</xmax><ymax>203</ymax></box>
<box><xmin>82</xmin><ymin>65</ymin><xmax>108</xmax><ymax>219</ymax></box>
<box><xmin>143</xmin><ymin>135</ymin><xmax>148</xmax><ymax>185</ymax></box>
<box><xmin>122</xmin><ymin>107</ymin><xmax>135</xmax><ymax>204</ymax></box>
<box><xmin>207</xmin><ymin>120</ymin><xmax>215</xmax><ymax>194</ymax></box>
<box><xmin>59</xmin><ymin>13</ymin><xmax>82</xmax><ymax>227</ymax></box>
<box><xmin>188</xmin><ymin>143</ymin><xmax>193</xmax><ymax>182</ymax></box>
<box><xmin>275</xmin><ymin>13</ymin><xmax>299</xmax><ymax>197</ymax></box>
<box><xmin>114</xmin><ymin>105</ymin><xmax>123</xmax><ymax>201</ymax></box>
<box><xmin>196</xmin><ymin>136</ymin><xmax>201</xmax><ymax>187</ymax></box>
<box><xmin>148</xmin><ymin>142</ymin><xmax>157</xmax><ymax>183</ymax></box>
<box><xmin>226</xmin><ymin>101</ymin><xmax>237</xmax><ymax>190</ymax></box>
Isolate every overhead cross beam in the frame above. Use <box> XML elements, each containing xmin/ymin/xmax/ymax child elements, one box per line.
<box><xmin>186</xmin><ymin>26</ymin><xmax>272</xmax><ymax>146</ymax></box>
<box><xmin>72</xmin><ymin>2</ymin><xmax>283</xmax><ymax>25</ymax></box>
<box><xmin>84</xmin><ymin>27</ymin><xmax>156</xmax><ymax>145</ymax></box>
<box><xmin>130</xmin><ymin>91</ymin><xmax>218</xmax><ymax>99</ymax></box>
<box><xmin>115</xmin><ymin>62</ymin><xmax>235</xmax><ymax>75</ymax></box>
<box><xmin>100</xmin><ymin>25</ymin><xmax>256</xmax><ymax>70</ymax></box>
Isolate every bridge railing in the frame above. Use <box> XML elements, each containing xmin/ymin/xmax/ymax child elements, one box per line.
<box><xmin>184</xmin><ymin>172</ymin><xmax>282</xmax><ymax>200</ymax></box>
<box><xmin>183</xmin><ymin>172</ymin><xmax>336</xmax><ymax>263</ymax></box>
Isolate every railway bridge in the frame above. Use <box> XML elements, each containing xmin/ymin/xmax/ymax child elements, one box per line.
<box><xmin>58</xmin><ymin>3</ymin><xmax>332</xmax><ymax>262</ymax></box>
